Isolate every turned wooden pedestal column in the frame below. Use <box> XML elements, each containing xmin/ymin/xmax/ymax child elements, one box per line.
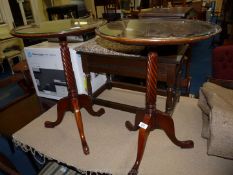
<box><xmin>125</xmin><ymin>52</ymin><xmax>194</xmax><ymax>174</ymax></box>
<box><xmin>44</xmin><ymin>37</ymin><xmax>105</xmax><ymax>155</ymax></box>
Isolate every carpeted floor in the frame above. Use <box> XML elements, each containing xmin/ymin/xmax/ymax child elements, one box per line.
<box><xmin>13</xmin><ymin>88</ymin><xmax>233</xmax><ymax>175</ymax></box>
<box><xmin>0</xmin><ymin>37</ymin><xmax>225</xmax><ymax>174</ymax></box>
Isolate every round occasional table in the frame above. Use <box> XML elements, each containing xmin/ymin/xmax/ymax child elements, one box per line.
<box><xmin>96</xmin><ymin>18</ymin><xmax>221</xmax><ymax>175</ymax></box>
<box><xmin>11</xmin><ymin>18</ymin><xmax>106</xmax><ymax>155</ymax></box>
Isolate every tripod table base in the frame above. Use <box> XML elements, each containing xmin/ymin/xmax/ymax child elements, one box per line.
<box><xmin>44</xmin><ymin>94</ymin><xmax>105</xmax><ymax>155</ymax></box>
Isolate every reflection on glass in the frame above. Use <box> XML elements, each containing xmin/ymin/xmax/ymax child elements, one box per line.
<box><xmin>97</xmin><ymin>18</ymin><xmax>221</xmax><ymax>41</ymax></box>
<box><xmin>13</xmin><ymin>17</ymin><xmax>106</xmax><ymax>36</ymax></box>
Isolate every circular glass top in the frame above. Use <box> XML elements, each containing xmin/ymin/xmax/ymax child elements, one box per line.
<box><xmin>96</xmin><ymin>18</ymin><xmax>221</xmax><ymax>45</ymax></box>
<box><xmin>11</xmin><ymin>18</ymin><xmax>106</xmax><ymax>38</ymax></box>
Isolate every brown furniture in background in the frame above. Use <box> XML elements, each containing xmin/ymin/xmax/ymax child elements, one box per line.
<box><xmin>221</xmin><ymin>0</ymin><xmax>233</xmax><ymax>41</ymax></box>
<box><xmin>0</xmin><ymin>62</ymin><xmax>43</xmax><ymax>174</ymax></box>
<box><xmin>171</xmin><ymin>0</ymin><xmax>187</xmax><ymax>6</ymax></box>
<box><xmin>210</xmin><ymin>44</ymin><xmax>233</xmax><ymax>87</ymax></box>
<box><xmin>94</xmin><ymin>0</ymin><xmax>119</xmax><ymax>19</ymax></box>
<box><xmin>46</xmin><ymin>4</ymin><xmax>79</xmax><ymax>20</ymax></box>
<box><xmin>0</xmin><ymin>29</ymin><xmax>25</xmax><ymax>73</ymax></box>
<box><xmin>12</xmin><ymin>60</ymin><xmax>34</xmax><ymax>93</ymax></box>
<box><xmin>190</xmin><ymin>0</ymin><xmax>206</xmax><ymax>20</ymax></box>
<box><xmin>138</xmin><ymin>6</ymin><xmax>193</xmax><ymax>18</ymax></box>
<box><xmin>0</xmin><ymin>60</ymin><xmax>33</xmax><ymax>111</ymax></box>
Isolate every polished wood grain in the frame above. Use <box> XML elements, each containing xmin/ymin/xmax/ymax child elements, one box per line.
<box><xmin>11</xmin><ymin>18</ymin><xmax>105</xmax><ymax>39</ymax></box>
<box><xmin>80</xmin><ymin>48</ymin><xmax>187</xmax><ymax>114</ymax></box>
<box><xmin>96</xmin><ymin>18</ymin><xmax>220</xmax><ymax>174</ymax></box>
<box><xmin>126</xmin><ymin>52</ymin><xmax>193</xmax><ymax>175</ymax></box>
<box><xmin>43</xmin><ymin>38</ymin><xmax>104</xmax><ymax>155</ymax></box>
<box><xmin>11</xmin><ymin>18</ymin><xmax>106</xmax><ymax>155</ymax></box>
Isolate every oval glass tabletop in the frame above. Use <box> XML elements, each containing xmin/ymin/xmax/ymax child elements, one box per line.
<box><xmin>11</xmin><ymin>18</ymin><xmax>106</xmax><ymax>38</ymax></box>
<box><xmin>96</xmin><ymin>18</ymin><xmax>221</xmax><ymax>45</ymax></box>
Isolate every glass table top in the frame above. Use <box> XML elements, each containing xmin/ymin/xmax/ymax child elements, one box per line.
<box><xmin>95</xmin><ymin>18</ymin><xmax>221</xmax><ymax>45</ymax></box>
<box><xmin>11</xmin><ymin>18</ymin><xmax>106</xmax><ymax>38</ymax></box>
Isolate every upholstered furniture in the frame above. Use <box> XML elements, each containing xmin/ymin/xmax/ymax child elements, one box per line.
<box><xmin>198</xmin><ymin>45</ymin><xmax>233</xmax><ymax>159</ymax></box>
<box><xmin>198</xmin><ymin>82</ymin><xmax>233</xmax><ymax>159</ymax></box>
<box><xmin>212</xmin><ymin>45</ymin><xmax>233</xmax><ymax>81</ymax></box>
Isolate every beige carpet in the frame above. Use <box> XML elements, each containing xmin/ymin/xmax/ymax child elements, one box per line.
<box><xmin>13</xmin><ymin>88</ymin><xmax>233</xmax><ymax>175</ymax></box>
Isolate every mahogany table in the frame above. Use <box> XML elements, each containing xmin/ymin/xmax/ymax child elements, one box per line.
<box><xmin>11</xmin><ymin>18</ymin><xmax>106</xmax><ymax>155</ymax></box>
<box><xmin>96</xmin><ymin>18</ymin><xmax>221</xmax><ymax>174</ymax></box>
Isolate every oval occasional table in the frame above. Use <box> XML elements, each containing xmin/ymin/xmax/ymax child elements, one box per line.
<box><xmin>96</xmin><ymin>18</ymin><xmax>221</xmax><ymax>175</ymax></box>
<box><xmin>11</xmin><ymin>18</ymin><xmax>106</xmax><ymax>155</ymax></box>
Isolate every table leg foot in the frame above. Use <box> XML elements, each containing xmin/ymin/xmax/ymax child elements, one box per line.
<box><xmin>78</xmin><ymin>95</ymin><xmax>105</xmax><ymax>116</ymax></box>
<box><xmin>128</xmin><ymin>166</ymin><xmax>138</xmax><ymax>175</ymax></box>
<box><xmin>44</xmin><ymin>97</ymin><xmax>69</xmax><ymax>128</ymax></box>
<box><xmin>129</xmin><ymin>113</ymin><xmax>152</xmax><ymax>175</ymax></box>
<box><xmin>129</xmin><ymin>110</ymin><xmax>194</xmax><ymax>174</ymax></box>
<box><xmin>73</xmin><ymin>98</ymin><xmax>90</xmax><ymax>155</ymax></box>
<box><xmin>156</xmin><ymin>110</ymin><xmax>194</xmax><ymax>148</ymax></box>
<box><xmin>125</xmin><ymin>110</ymin><xmax>144</xmax><ymax>131</ymax></box>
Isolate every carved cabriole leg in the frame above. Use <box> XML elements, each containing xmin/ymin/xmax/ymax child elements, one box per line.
<box><xmin>128</xmin><ymin>114</ymin><xmax>152</xmax><ymax>175</ymax></box>
<box><xmin>155</xmin><ymin>110</ymin><xmax>194</xmax><ymax>148</ymax></box>
<box><xmin>78</xmin><ymin>94</ymin><xmax>105</xmax><ymax>116</ymax></box>
<box><xmin>44</xmin><ymin>97</ymin><xmax>70</xmax><ymax>128</ymax></box>
<box><xmin>125</xmin><ymin>110</ymin><xmax>144</xmax><ymax>131</ymax></box>
<box><xmin>72</xmin><ymin>97</ymin><xmax>89</xmax><ymax>155</ymax></box>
